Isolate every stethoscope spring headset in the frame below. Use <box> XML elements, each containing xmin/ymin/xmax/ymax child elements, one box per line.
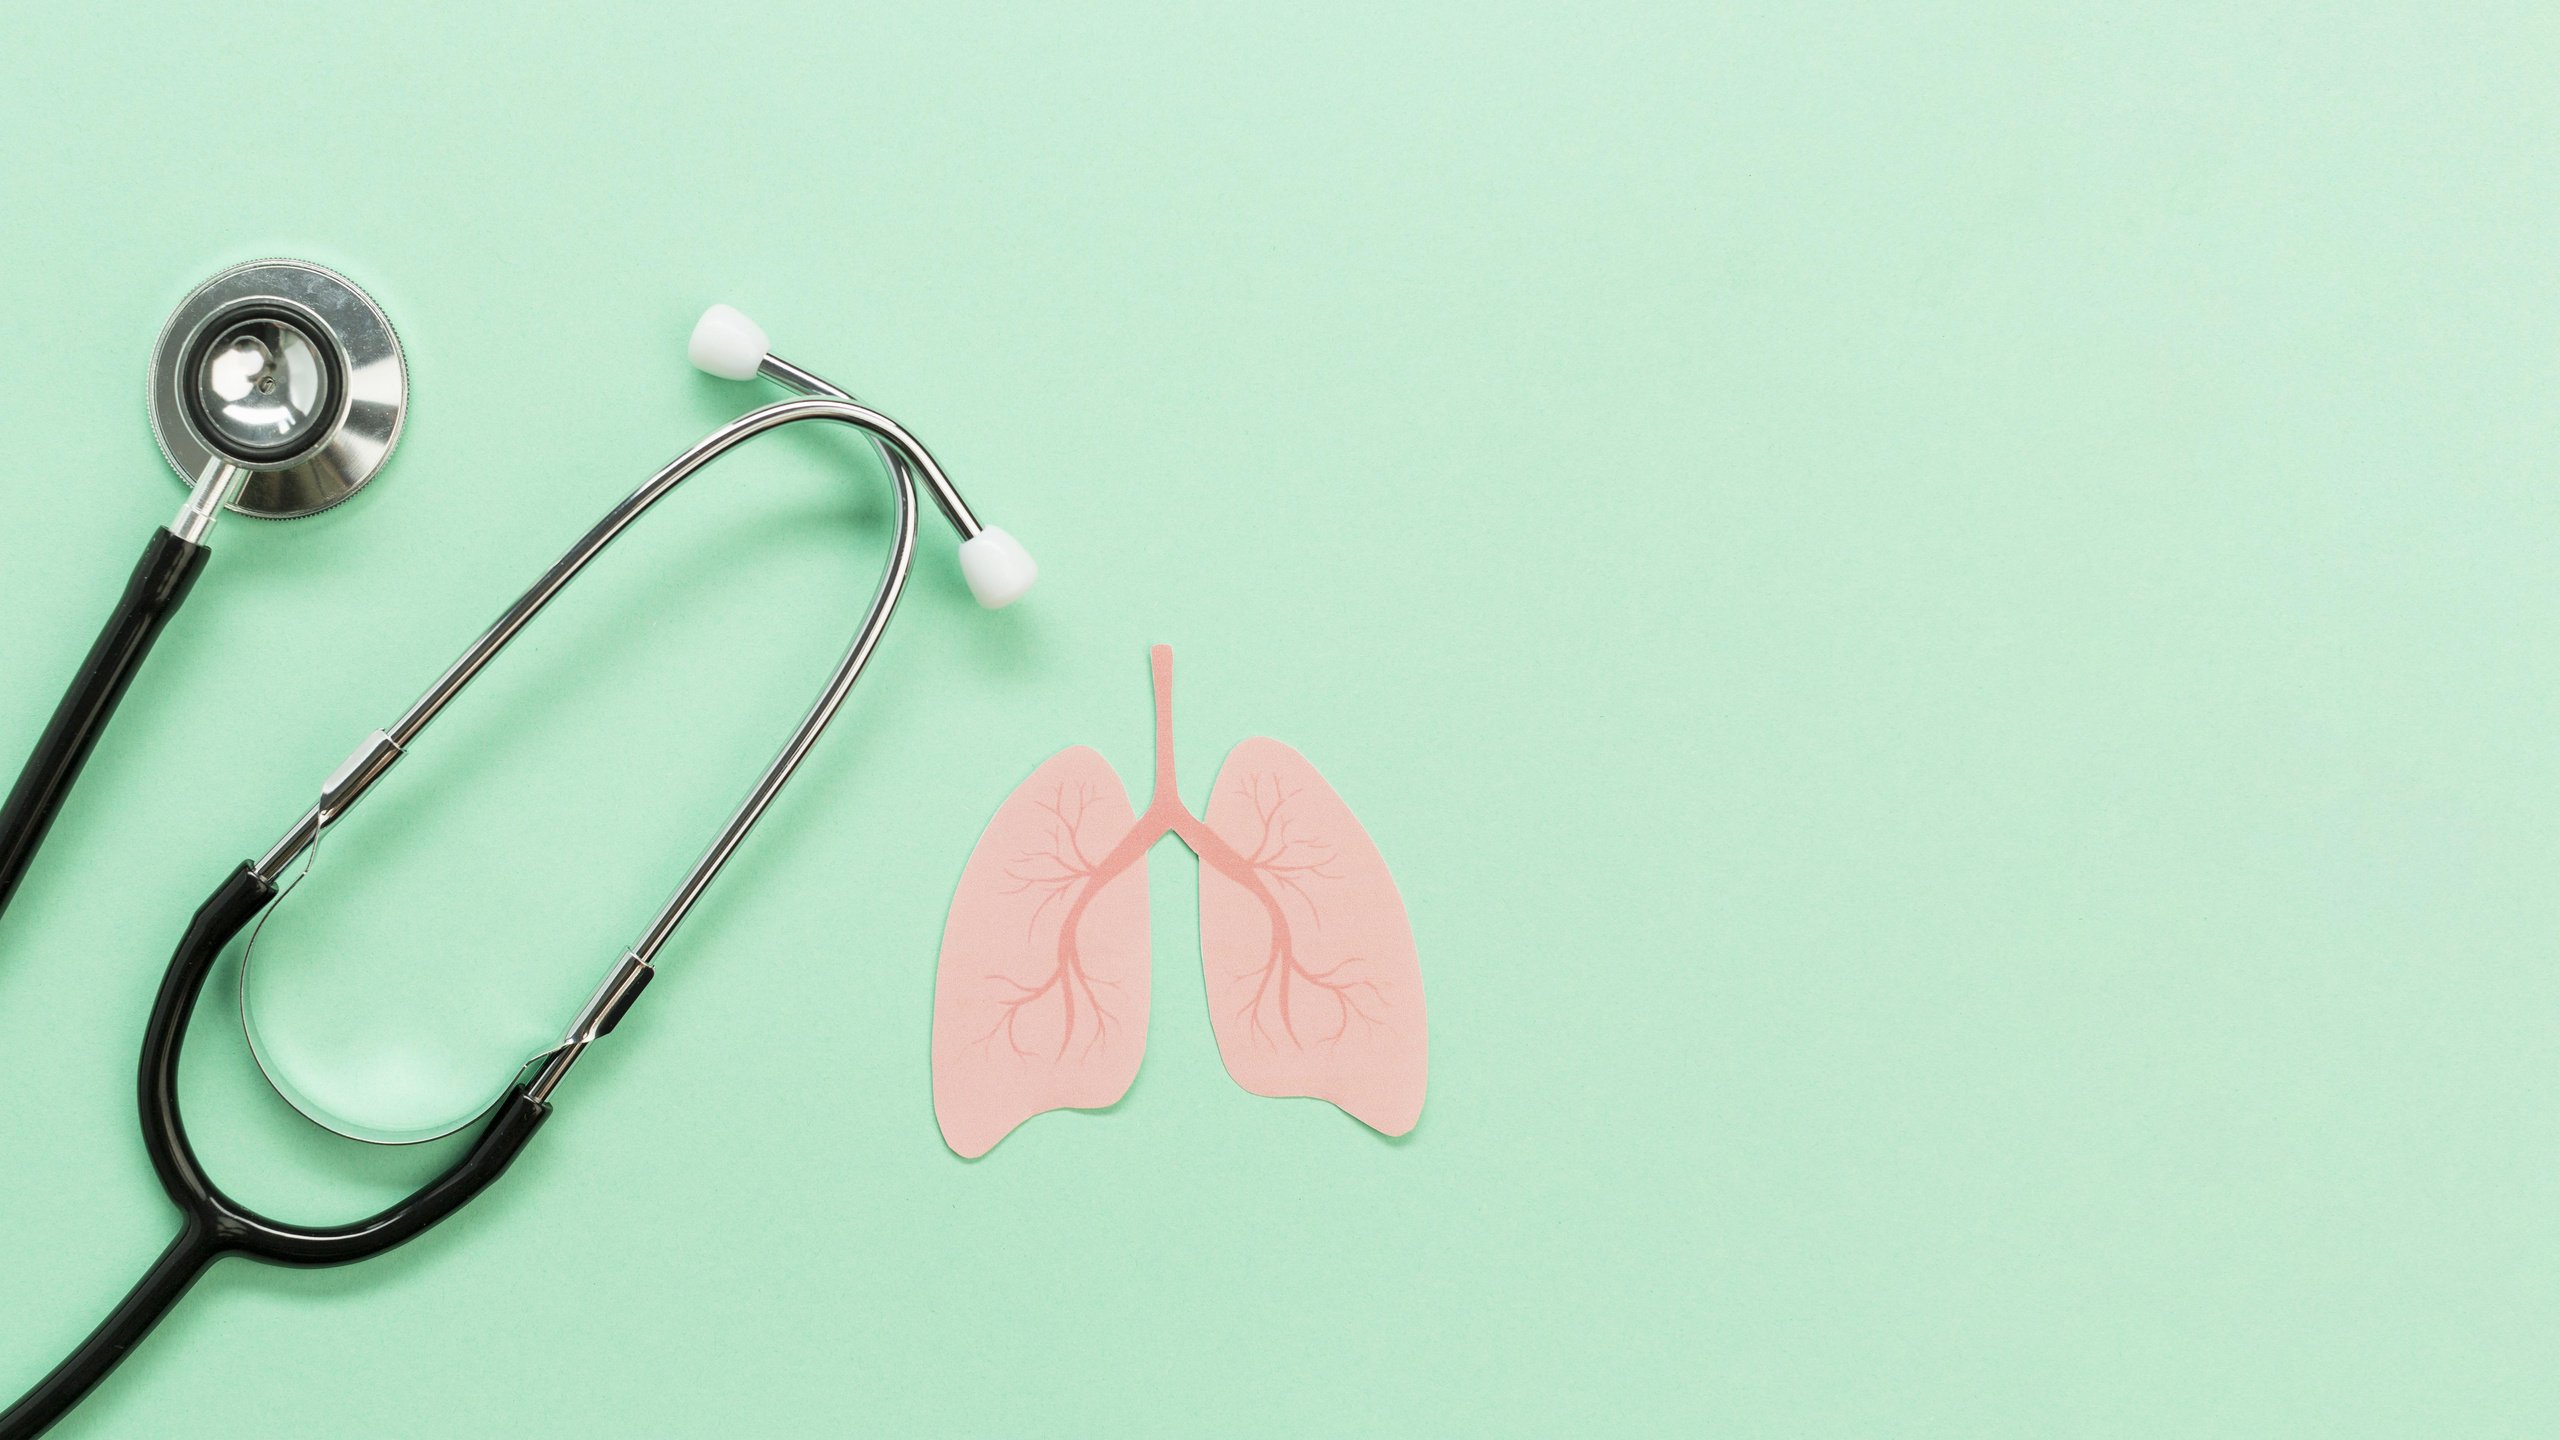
<box><xmin>0</xmin><ymin>302</ymin><xmax>1038</xmax><ymax>1438</ymax></box>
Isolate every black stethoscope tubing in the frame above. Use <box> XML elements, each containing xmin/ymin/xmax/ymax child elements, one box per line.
<box><xmin>0</xmin><ymin>534</ymin><xmax>212</xmax><ymax>924</ymax></box>
<box><xmin>1</xmin><ymin>327</ymin><xmax>1019</xmax><ymax>1436</ymax></box>
<box><xmin>0</xmin><ymin>864</ymin><xmax>550</xmax><ymax>1436</ymax></box>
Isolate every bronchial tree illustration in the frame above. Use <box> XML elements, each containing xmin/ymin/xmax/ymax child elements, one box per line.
<box><xmin>932</xmin><ymin>646</ymin><xmax>1427</xmax><ymax>1158</ymax></box>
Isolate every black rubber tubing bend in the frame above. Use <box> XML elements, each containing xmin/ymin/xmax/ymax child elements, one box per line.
<box><xmin>0</xmin><ymin>528</ymin><xmax>210</xmax><ymax>925</ymax></box>
<box><xmin>0</xmin><ymin>866</ymin><xmax>551</xmax><ymax>1437</ymax></box>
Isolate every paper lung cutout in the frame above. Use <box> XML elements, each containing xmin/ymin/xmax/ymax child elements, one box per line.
<box><xmin>1199</xmin><ymin>739</ymin><xmax>1427</xmax><ymax>1136</ymax></box>
<box><xmin>932</xmin><ymin>646</ymin><xmax>1425</xmax><ymax>1156</ymax></box>
<box><xmin>931</xmin><ymin>746</ymin><xmax>1152</xmax><ymax>1159</ymax></box>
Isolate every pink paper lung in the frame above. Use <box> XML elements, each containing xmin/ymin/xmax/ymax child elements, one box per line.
<box><xmin>932</xmin><ymin>745</ymin><xmax>1151</xmax><ymax>1157</ymax></box>
<box><xmin>1198</xmin><ymin>738</ymin><xmax>1426</xmax><ymax>1136</ymax></box>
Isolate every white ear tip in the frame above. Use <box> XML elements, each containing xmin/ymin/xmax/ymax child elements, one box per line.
<box><xmin>958</xmin><ymin>527</ymin><xmax>1038</xmax><ymax>609</ymax></box>
<box><xmin>688</xmin><ymin>303</ymin><xmax>769</xmax><ymax>380</ymax></box>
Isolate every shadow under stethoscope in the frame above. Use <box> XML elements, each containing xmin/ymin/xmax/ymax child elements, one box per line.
<box><xmin>180</xmin><ymin>469</ymin><xmax>922</xmax><ymax>1205</ymax></box>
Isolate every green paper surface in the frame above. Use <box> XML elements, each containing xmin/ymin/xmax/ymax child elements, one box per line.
<box><xmin>0</xmin><ymin>5</ymin><xmax>2553</xmax><ymax>1435</ymax></box>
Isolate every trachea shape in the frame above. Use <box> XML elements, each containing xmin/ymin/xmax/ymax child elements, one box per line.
<box><xmin>932</xmin><ymin>645</ymin><xmax>1426</xmax><ymax>1157</ymax></box>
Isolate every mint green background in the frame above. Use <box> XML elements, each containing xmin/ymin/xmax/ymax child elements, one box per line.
<box><xmin>0</xmin><ymin>5</ymin><xmax>2553</xmax><ymax>1435</ymax></box>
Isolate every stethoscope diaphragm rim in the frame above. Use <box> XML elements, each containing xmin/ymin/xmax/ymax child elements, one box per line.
<box><xmin>148</xmin><ymin>258</ymin><xmax>407</xmax><ymax>520</ymax></box>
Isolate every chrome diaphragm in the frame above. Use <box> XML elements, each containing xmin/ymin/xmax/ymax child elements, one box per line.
<box><xmin>149</xmin><ymin>259</ymin><xmax>406</xmax><ymax>518</ymax></box>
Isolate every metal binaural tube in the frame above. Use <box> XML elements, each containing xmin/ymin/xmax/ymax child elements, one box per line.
<box><xmin>243</xmin><ymin>348</ymin><xmax>1010</xmax><ymax>1128</ymax></box>
<box><xmin>758</xmin><ymin>351</ymin><xmax>983</xmax><ymax>539</ymax></box>
<box><xmin>251</xmin><ymin>390</ymin><xmax>946</xmax><ymax>889</ymax></box>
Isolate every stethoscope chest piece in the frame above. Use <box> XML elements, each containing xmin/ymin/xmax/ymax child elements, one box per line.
<box><xmin>148</xmin><ymin>259</ymin><xmax>406</xmax><ymax>518</ymax></box>
<box><xmin>0</xmin><ymin>301</ymin><xmax>1039</xmax><ymax>1437</ymax></box>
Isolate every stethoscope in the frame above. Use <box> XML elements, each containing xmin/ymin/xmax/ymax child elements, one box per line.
<box><xmin>0</xmin><ymin>296</ymin><xmax>1036</xmax><ymax>1438</ymax></box>
<box><xmin>0</xmin><ymin>260</ymin><xmax>408</xmax><ymax>929</ymax></box>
